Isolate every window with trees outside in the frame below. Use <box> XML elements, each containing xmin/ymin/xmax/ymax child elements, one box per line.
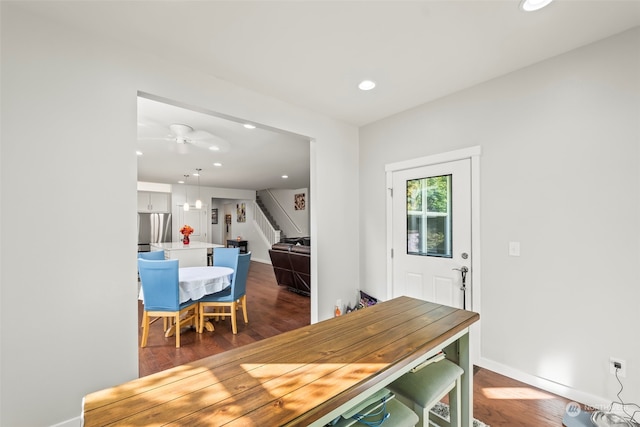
<box><xmin>406</xmin><ymin>174</ymin><xmax>452</xmax><ymax>257</ymax></box>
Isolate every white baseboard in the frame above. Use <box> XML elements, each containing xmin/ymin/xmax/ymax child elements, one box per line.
<box><xmin>251</xmin><ymin>257</ymin><xmax>271</xmax><ymax>264</ymax></box>
<box><xmin>50</xmin><ymin>415</ymin><xmax>81</xmax><ymax>427</ymax></box>
<box><xmin>477</xmin><ymin>357</ymin><xmax>611</xmax><ymax>410</ymax></box>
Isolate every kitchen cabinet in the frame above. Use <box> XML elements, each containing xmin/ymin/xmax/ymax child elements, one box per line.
<box><xmin>137</xmin><ymin>191</ymin><xmax>170</xmax><ymax>212</ymax></box>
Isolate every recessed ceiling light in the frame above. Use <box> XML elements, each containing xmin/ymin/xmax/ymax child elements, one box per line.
<box><xmin>243</xmin><ymin>123</ymin><xmax>256</xmax><ymax>129</ymax></box>
<box><xmin>358</xmin><ymin>80</ymin><xmax>376</xmax><ymax>91</ymax></box>
<box><xmin>178</xmin><ymin>180</ymin><xmax>185</xmax><ymax>184</ymax></box>
<box><xmin>213</xmin><ymin>162</ymin><xmax>222</xmax><ymax>167</ymax></box>
<box><xmin>282</xmin><ymin>175</ymin><xmax>288</xmax><ymax>179</ymax></box>
<box><xmin>209</xmin><ymin>146</ymin><xmax>220</xmax><ymax>151</ymax></box>
<box><xmin>136</xmin><ymin>151</ymin><xmax>143</xmax><ymax>156</ymax></box>
<box><xmin>520</xmin><ymin>0</ymin><xmax>553</xmax><ymax>12</ymax></box>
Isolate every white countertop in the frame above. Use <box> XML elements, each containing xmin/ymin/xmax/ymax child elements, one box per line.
<box><xmin>150</xmin><ymin>241</ymin><xmax>225</xmax><ymax>250</ymax></box>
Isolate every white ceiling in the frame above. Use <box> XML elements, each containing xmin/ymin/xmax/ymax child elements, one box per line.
<box><xmin>136</xmin><ymin>95</ymin><xmax>310</xmax><ymax>190</ymax></box>
<box><xmin>15</xmin><ymin>0</ymin><xmax>640</xmax><ymax>190</ymax></box>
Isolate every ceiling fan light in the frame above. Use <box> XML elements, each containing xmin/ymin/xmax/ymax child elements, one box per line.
<box><xmin>520</xmin><ymin>0</ymin><xmax>553</xmax><ymax>12</ymax></box>
<box><xmin>358</xmin><ymin>80</ymin><xmax>376</xmax><ymax>91</ymax></box>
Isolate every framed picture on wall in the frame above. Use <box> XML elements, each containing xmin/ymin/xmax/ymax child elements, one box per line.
<box><xmin>237</xmin><ymin>203</ymin><xmax>246</xmax><ymax>223</ymax></box>
<box><xmin>295</xmin><ymin>193</ymin><xmax>306</xmax><ymax>210</ymax></box>
<box><xmin>211</xmin><ymin>208</ymin><xmax>218</xmax><ymax>224</ymax></box>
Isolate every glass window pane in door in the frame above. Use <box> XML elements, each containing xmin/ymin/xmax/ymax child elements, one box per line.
<box><xmin>406</xmin><ymin>175</ymin><xmax>452</xmax><ymax>257</ymax></box>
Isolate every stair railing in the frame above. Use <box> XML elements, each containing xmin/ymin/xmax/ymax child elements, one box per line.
<box><xmin>261</xmin><ymin>189</ymin><xmax>302</xmax><ymax>234</ymax></box>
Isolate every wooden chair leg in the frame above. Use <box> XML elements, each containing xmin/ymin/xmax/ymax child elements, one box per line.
<box><xmin>198</xmin><ymin>305</ymin><xmax>205</xmax><ymax>333</ymax></box>
<box><xmin>141</xmin><ymin>312</ymin><xmax>150</xmax><ymax>348</ymax></box>
<box><xmin>240</xmin><ymin>296</ymin><xmax>248</xmax><ymax>324</ymax></box>
<box><xmin>175</xmin><ymin>313</ymin><xmax>181</xmax><ymax>348</ymax></box>
<box><xmin>230</xmin><ymin>302</ymin><xmax>238</xmax><ymax>334</ymax></box>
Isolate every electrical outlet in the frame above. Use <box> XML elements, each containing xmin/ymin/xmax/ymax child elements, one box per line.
<box><xmin>610</xmin><ymin>357</ymin><xmax>626</xmax><ymax>377</ymax></box>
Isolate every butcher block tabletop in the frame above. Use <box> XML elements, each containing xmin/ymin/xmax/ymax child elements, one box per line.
<box><xmin>82</xmin><ymin>296</ymin><xmax>479</xmax><ymax>426</ymax></box>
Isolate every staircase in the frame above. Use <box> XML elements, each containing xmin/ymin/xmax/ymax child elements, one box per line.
<box><xmin>254</xmin><ymin>194</ymin><xmax>282</xmax><ymax>245</ymax></box>
<box><xmin>256</xmin><ymin>194</ymin><xmax>281</xmax><ymax>232</ymax></box>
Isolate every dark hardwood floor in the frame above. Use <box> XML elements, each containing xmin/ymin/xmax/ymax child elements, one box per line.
<box><xmin>138</xmin><ymin>261</ymin><xmax>311</xmax><ymax>376</ymax></box>
<box><xmin>138</xmin><ymin>261</ymin><xmax>573</xmax><ymax>426</ymax></box>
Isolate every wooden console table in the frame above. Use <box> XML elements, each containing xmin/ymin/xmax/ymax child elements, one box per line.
<box><xmin>82</xmin><ymin>296</ymin><xmax>479</xmax><ymax>426</ymax></box>
<box><xmin>226</xmin><ymin>239</ymin><xmax>248</xmax><ymax>254</ymax></box>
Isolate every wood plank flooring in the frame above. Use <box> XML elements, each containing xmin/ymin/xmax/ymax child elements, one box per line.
<box><xmin>138</xmin><ymin>261</ymin><xmax>574</xmax><ymax>426</ymax></box>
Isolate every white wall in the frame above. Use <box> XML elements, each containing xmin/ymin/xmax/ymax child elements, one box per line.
<box><xmin>210</xmin><ymin>199</ymin><xmax>225</xmax><ymax>245</ymax></box>
<box><xmin>0</xmin><ymin>4</ymin><xmax>359</xmax><ymax>426</ymax></box>
<box><xmin>359</xmin><ymin>28</ymin><xmax>640</xmax><ymax>407</ymax></box>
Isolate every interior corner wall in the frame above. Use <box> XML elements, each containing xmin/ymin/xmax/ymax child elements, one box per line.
<box><xmin>0</xmin><ymin>4</ymin><xmax>358</xmax><ymax>426</ymax></box>
<box><xmin>359</xmin><ymin>28</ymin><xmax>640</xmax><ymax>406</ymax></box>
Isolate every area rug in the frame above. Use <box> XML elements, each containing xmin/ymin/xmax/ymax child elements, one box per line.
<box><xmin>431</xmin><ymin>401</ymin><xmax>490</xmax><ymax>427</ymax></box>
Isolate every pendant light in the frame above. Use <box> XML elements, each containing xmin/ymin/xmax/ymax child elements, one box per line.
<box><xmin>183</xmin><ymin>174</ymin><xmax>190</xmax><ymax>211</ymax></box>
<box><xmin>195</xmin><ymin>168</ymin><xmax>202</xmax><ymax>209</ymax></box>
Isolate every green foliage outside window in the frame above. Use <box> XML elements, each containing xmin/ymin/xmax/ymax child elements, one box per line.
<box><xmin>407</xmin><ymin>176</ymin><xmax>449</xmax><ymax>213</ymax></box>
<box><xmin>407</xmin><ymin>175</ymin><xmax>451</xmax><ymax>257</ymax></box>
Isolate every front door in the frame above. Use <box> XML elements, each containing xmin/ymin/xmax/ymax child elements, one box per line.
<box><xmin>390</xmin><ymin>158</ymin><xmax>472</xmax><ymax>309</ymax></box>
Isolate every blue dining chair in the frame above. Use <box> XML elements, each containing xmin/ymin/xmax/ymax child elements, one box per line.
<box><xmin>212</xmin><ymin>247</ymin><xmax>240</xmax><ymax>272</ymax></box>
<box><xmin>199</xmin><ymin>251</ymin><xmax>251</xmax><ymax>334</ymax></box>
<box><xmin>137</xmin><ymin>251</ymin><xmax>166</xmax><ymax>326</ymax></box>
<box><xmin>138</xmin><ymin>258</ymin><xmax>198</xmax><ymax>348</ymax></box>
<box><xmin>138</xmin><ymin>250</ymin><xmax>165</xmax><ymax>260</ymax></box>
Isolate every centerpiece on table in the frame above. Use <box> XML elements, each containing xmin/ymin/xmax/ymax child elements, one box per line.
<box><xmin>180</xmin><ymin>225</ymin><xmax>194</xmax><ymax>245</ymax></box>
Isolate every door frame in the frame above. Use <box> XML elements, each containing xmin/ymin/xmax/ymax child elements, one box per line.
<box><xmin>385</xmin><ymin>146</ymin><xmax>482</xmax><ymax>362</ymax></box>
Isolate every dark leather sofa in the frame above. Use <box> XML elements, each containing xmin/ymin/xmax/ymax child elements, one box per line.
<box><xmin>268</xmin><ymin>240</ymin><xmax>310</xmax><ymax>296</ymax></box>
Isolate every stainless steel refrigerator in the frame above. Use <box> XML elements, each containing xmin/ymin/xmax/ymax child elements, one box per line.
<box><xmin>137</xmin><ymin>213</ymin><xmax>172</xmax><ymax>252</ymax></box>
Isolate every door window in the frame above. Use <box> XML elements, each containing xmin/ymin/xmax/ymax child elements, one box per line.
<box><xmin>406</xmin><ymin>175</ymin><xmax>452</xmax><ymax>257</ymax></box>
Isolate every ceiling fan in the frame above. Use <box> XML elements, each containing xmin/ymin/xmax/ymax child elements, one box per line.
<box><xmin>138</xmin><ymin>122</ymin><xmax>230</xmax><ymax>154</ymax></box>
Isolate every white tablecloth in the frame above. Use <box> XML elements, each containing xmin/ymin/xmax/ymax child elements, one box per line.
<box><xmin>178</xmin><ymin>266</ymin><xmax>233</xmax><ymax>303</ymax></box>
<box><xmin>139</xmin><ymin>266</ymin><xmax>233</xmax><ymax>304</ymax></box>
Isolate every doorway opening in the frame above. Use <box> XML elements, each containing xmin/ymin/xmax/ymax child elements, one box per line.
<box><xmin>136</xmin><ymin>92</ymin><xmax>313</xmax><ymax>374</ymax></box>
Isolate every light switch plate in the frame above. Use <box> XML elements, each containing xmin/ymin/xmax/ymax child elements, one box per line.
<box><xmin>509</xmin><ymin>241</ymin><xmax>520</xmax><ymax>256</ymax></box>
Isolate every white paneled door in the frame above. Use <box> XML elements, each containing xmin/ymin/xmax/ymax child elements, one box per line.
<box><xmin>390</xmin><ymin>159</ymin><xmax>471</xmax><ymax>310</ymax></box>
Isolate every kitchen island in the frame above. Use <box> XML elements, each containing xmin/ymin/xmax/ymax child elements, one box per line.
<box><xmin>150</xmin><ymin>241</ymin><xmax>224</xmax><ymax>267</ymax></box>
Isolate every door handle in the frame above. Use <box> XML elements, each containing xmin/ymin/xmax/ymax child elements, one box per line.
<box><xmin>453</xmin><ymin>266</ymin><xmax>469</xmax><ymax>286</ymax></box>
<box><xmin>452</xmin><ymin>266</ymin><xmax>469</xmax><ymax>309</ymax></box>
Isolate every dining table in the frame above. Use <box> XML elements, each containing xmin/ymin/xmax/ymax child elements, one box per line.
<box><xmin>139</xmin><ymin>266</ymin><xmax>234</xmax><ymax>335</ymax></box>
<box><xmin>139</xmin><ymin>266</ymin><xmax>233</xmax><ymax>304</ymax></box>
<box><xmin>83</xmin><ymin>296</ymin><xmax>479</xmax><ymax>426</ymax></box>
